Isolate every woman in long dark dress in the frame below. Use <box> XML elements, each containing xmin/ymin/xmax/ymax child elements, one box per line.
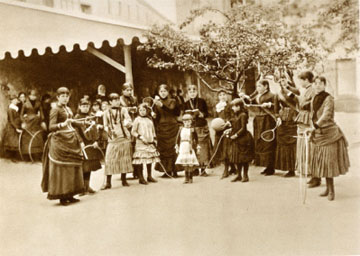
<box><xmin>41</xmin><ymin>87</ymin><xmax>85</xmax><ymax>206</ymax></box>
<box><xmin>20</xmin><ymin>89</ymin><xmax>45</xmax><ymax>160</ymax></box>
<box><xmin>3</xmin><ymin>95</ymin><xmax>22</xmax><ymax>160</ymax></box>
<box><xmin>183</xmin><ymin>84</ymin><xmax>212</xmax><ymax>177</ymax></box>
<box><xmin>309</xmin><ymin>76</ymin><xmax>350</xmax><ymax>201</ymax></box>
<box><xmin>274</xmin><ymin>78</ymin><xmax>300</xmax><ymax>177</ymax></box>
<box><xmin>294</xmin><ymin>71</ymin><xmax>319</xmax><ymax>188</ymax></box>
<box><xmin>153</xmin><ymin>84</ymin><xmax>181</xmax><ymax>178</ymax></box>
<box><xmin>242</xmin><ymin>79</ymin><xmax>277</xmax><ymax>176</ymax></box>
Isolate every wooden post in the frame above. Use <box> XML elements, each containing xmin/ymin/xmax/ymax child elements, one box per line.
<box><xmin>124</xmin><ymin>44</ymin><xmax>133</xmax><ymax>86</ymax></box>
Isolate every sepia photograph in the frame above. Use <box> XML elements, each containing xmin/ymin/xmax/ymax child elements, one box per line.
<box><xmin>0</xmin><ymin>0</ymin><xmax>359</xmax><ymax>255</ymax></box>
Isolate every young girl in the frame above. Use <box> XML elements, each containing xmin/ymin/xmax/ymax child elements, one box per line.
<box><xmin>213</xmin><ymin>90</ymin><xmax>235</xmax><ymax>178</ymax></box>
<box><xmin>101</xmin><ymin>93</ymin><xmax>133</xmax><ymax>189</ymax></box>
<box><xmin>120</xmin><ymin>82</ymin><xmax>138</xmax><ymax>121</ymax></box>
<box><xmin>223</xmin><ymin>98</ymin><xmax>254</xmax><ymax>182</ymax></box>
<box><xmin>41</xmin><ymin>87</ymin><xmax>85</xmax><ymax>206</ymax></box>
<box><xmin>131</xmin><ymin>103</ymin><xmax>160</xmax><ymax>184</ymax></box>
<box><xmin>175</xmin><ymin>114</ymin><xmax>200</xmax><ymax>184</ymax></box>
<box><xmin>184</xmin><ymin>84</ymin><xmax>212</xmax><ymax>176</ymax></box>
<box><xmin>75</xmin><ymin>98</ymin><xmax>102</xmax><ymax>195</ymax></box>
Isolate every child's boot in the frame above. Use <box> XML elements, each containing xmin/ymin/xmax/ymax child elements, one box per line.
<box><xmin>221</xmin><ymin>162</ymin><xmax>229</xmax><ymax>179</ymax></box>
<box><xmin>242</xmin><ymin>164</ymin><xmax>249</xmax><ymax>182</ymax></box>
<box><xmin>101</xmin><ymin>175</ymin><xmax>112</xmax><ymax>190</ymax></box>
<box><xmin>138</xmin><ymin>166</ymin><xmax>148</xmax><ymax>185</ymax></box>
<box><xmin>327</xmin><ymin>178</ymin><xmax>335</xmax><ymax>201</ymax></box>
<box><xmin>189</xmin><ymin>172</ymin><xmax>193</xmax><ymax>183</ymax></box>
<box><xmin>121</xmin><ymin>173</ymin><xmax>130</xmax><ymax>187</ymax></box>
<box><xmin>147</xmin><ymin>164</ymin><xmax>157</xmax><ymax>183</ymax></box>
<box><xmin>231</xmin><ymin>164</ymin><xmax>242</xmax><ymax>182</ymax></box>
<box><xmin>184</xmin><ymin>171</ymin><xmax>189</xmax><ymax>184</ymax></box>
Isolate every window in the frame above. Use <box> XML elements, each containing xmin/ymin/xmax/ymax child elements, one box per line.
<box><xmin>80</xmin><ymin>4</ymin><xmax>92</xmax><ymax>14</ymax></box>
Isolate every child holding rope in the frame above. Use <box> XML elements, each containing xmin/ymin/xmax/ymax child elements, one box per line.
<box><xmin>101</xmin><ymin>93</ymin><xmax>133</xmax><ymax>190</ymax></box>
<box><xmin>131</xmin><ymin>103</ymin><xmax>160</xmax><ymax>184</ymax></box>
<box><xmin>75</xmin><ymin>98</ymin><xmax>102</xmax><ymax>195</ymax></box>
<box><xmin>175</xmin><ymin>114</ymin><xmax>200</xmax><ymax>184</ymax></box>
<box><xmin>223</xmin><ymin>98</ymin><xmax>254</xmax><ymax>182</ymax></box>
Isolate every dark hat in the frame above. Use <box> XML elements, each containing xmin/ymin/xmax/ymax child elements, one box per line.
<box><xmin>79</xmin><ymin>98</ymin><xmax>90</xmax><ymax>105</ymax></box>
<box><xmin>56</xmin><ymin>87</ymin><xmax>70</xmax><ymax>96</ymax></box>
<box><xmin>92</xmin><ymin>99</ymin><xmax>101</xmax><ymax>106</ymax></box>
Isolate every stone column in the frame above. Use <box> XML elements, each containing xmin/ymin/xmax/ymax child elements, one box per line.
<box><xmin>123</xmin><ymin>44</ymin><xmax>133</xmax><ymax>86</ymax></box>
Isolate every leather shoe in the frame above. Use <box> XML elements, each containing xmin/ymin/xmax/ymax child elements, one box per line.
<box><xmin>101</xmin><ymin>183</ymin><xmax>111</xmax><ymax>190</ymax></box>
<box><xmin>67</xmin><ymin>197</ymin><xmax>80</xmax><ymax>203</ymax></box>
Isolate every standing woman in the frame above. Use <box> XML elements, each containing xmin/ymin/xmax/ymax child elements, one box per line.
<box><xmin>41</xmin><ymin>87</ymin><xmax>85</xmax><ymax>206</ymax></box>
<box><xmin>3</xmin><ymin>94</ymin><xmax>22</xmax><ymax>160</ymax></box>
<box><xmin>153</xmin><ymin>84</ymin><xmax>181</xmax><ymax>178</ymax></box>
<box><xmin>274</xmin><ymin>78</ymin><xmax>300</xmax><ymax>177</ymax></box>
<box><xmin>242</xmin><ymin>79</ymin><xmax>277</xmax><ymax>176</ymax></box>
<box><xmin>294</xmin><ymin>71</ymin><xmax>319</xmax><ymax>187</ymax></box>
<box><xmin>184</xmin><ymin>84</ymin><xmax>211</xmax><ymax>176</ymax></box>
<box><xmin>20</xmin><ymin>89</ymin><xmax>45</xmax><ymax>161</ymax></box>
<box><xmin>309</xmin><ymin>76</ymin><xmax>349</xmax><ymax>201</ymax></box>
<box><xmin>120</xmin><ymin>82</ymin><xmax>138</xmax><ymax>121</ymax></box>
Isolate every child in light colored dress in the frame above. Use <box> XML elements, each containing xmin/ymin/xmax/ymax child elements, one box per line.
<box><xmin>175</xmin><ymin>114</ymin><xmax>200</xmax><ymax>184</ymax></box>
<box><xmin>131</xmin><ymin>103</ymin><xmax>160</xmax><ymax>184</ymax></box>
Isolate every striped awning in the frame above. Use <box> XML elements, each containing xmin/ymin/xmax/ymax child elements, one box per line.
<box><xmin>0</xmin><ymin>0</ymin><xmax>148</xmax><ymax>60</ymax></box>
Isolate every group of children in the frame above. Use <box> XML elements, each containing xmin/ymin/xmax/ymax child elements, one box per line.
<box><xmin>5</xmin><ymin>71</ymin><xmax>350</xmax><ymax>205</ymax></box>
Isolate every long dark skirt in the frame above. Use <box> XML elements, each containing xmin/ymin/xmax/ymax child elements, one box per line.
<box><xmin>225</xmin><ymin>131</ymin><xmax>254</xmax><ymax>164</ymax></box>
<box><xmin>253</xmin><ymin>115</ymin><xmax>276</xmax><ymax>167</ymax></box>
<box><xmin>83</xmin><ymin>146</ymin><xmax>102</xmax><ymax>173</ymax></box>
<box><xmin>275</xmin><ymin>121</ymin><xmax>297</xmax><ymax>171</ymax></box>
<box><xmin>3</xmin><ymin>123</ymin><xmax>19</xmax><ymax>152</ymax></box>
<box><xmin>41</xmin><ymin>131</ymin><xmax>85</xmax><ymax>200</ymax></box>
<box><xmin>156</xmin><ymin>122</ymin><xmax>179</xmax><ymax>172</ymax></box>
<box><xmin>310</xmin><ymin>125</ymin><xmax>350</xmax><ymax>178</ymax></box>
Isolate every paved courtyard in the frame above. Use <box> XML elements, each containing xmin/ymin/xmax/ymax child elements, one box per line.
<box><xmin>0</xmin><ymin>112</ymin><xmax>359</xmax><ymax>256</ymax></box>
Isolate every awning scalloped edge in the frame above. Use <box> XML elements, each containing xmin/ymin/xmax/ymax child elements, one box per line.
<box><xmin>0</xmin><ymin>37</ymin><xmax>147</xmax><ymax>60</ymax></box>
<box><xmin>0</xmin><ymin>0</ymin><xmax>149</xmax><ymax>60</ymax></box>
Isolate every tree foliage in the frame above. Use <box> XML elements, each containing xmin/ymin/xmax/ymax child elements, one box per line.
<box><xmin>138</xmin><ymin>0</ymin><xmax>358</xmax><ymax>94</ymax></box>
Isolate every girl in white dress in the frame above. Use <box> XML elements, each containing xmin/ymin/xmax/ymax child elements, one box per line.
<box><xmin>175</xmin><ymin>114</ymin><xmax>200</xmax><ymax>184</ymax></box>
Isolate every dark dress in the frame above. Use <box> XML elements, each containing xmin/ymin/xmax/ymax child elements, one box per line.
<box><xmin>224</xmin><ymin>112</ymin><xmax>254</xmax><ymax>164</ymax></box>
<box><xmin>309</xmin><ymin>92</ymin><xmax>350</xmax><ymax>177</ymax></box>
<box><xmin>213</xmin><ymin>101</ymin><xmax>232</xmax><ymax>163</ymax></box>
<box><xmin>20</xmin><ymin>99</ymin><xmax>44</xmax><ymax>155</ymax></box>
<box><xmin>153</xmin><ymin>97</ymin><xmax>180</xmax><ymax>173</ymax></box>
<box><xmin>75</xmin><ymin>113</ymin><xmax>102</xmax><ymax>173</ymax></box>
<box><xmin>41</xmin><ymin>104</ymin><xmax>85</xmax><ymax>200</ymax></box>
<box><xmin>247</xmin><ymin>91</ymin><xmax>277</xmax><ymax>169</ymax></box>
<box><xmin>274</xmin><ymin>89</ymin><xmax>299</xmax><ymax>172</ymax></box>
<box><xmin>184</xmin><ymin>97</ymin><xmax>212</xmax><ymax>167</ymax></box>
<box><xmin>3</xmin><ymin>104</ymin><xmax>21</xmax><ymax>152</ymax></box>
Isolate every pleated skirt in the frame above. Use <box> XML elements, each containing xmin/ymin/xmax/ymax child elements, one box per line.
<box><xmin>105</xmin><ymin>137</ymin><xmax>133</xmax><ymax>175</ymax></box>
<box><xmin>310</xmin><ymin>137</ymin><xmax>350</xmax><ymax>178</ymax></box>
